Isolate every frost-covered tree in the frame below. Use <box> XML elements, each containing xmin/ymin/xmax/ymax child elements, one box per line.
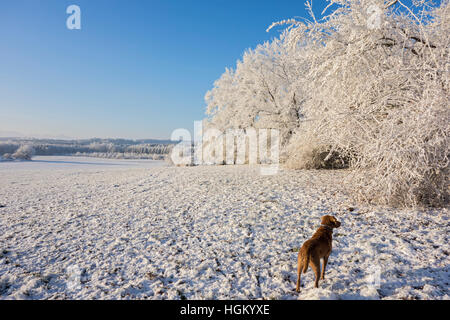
<box><xmin>12</xmin><ymin>145</ymin><xmax>35</xmax><ymax>160</ymax></box>
<box><xmin>204</xmin><ymin>0</ymin><xmax>449</xmax><ymax>207</ymax></box>
<box><xmin>277</xmin><ymin>0</ymin><xmax>449</xmax><ymax>207</ymax></box>
<box><xmin>205</xmin><ymin>31</ymin><xmax>309</xmax><ymax>148</ymax></box>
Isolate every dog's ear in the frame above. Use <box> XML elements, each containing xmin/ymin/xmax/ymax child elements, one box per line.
<box><xmin>321</xmin><ymin>215</ymin><xmax>332</xmax><ymax>225</ymax></box>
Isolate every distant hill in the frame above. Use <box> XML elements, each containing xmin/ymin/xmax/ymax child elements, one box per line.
<box><xmin>0</xmin><ymin>137</ymin><xmax>178</xmax><ymax>160</ymax></box>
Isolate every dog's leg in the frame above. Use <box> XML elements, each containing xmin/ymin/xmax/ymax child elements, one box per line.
<box><xmin>296</xmin><ymin>263</ymin><xmax>302</xmax><ymax>292</ymax></box>
<box><xmin>311</xmin><ymin>257</ymin><xmax>321</xmax><ymax>288</ymax></box>
<box><xmin>321</xmin><ymin>255</ymin><xmax>329</xmax><ymax>280</ymax></box>
<box><xmin>296</xmin><ymin>254</ymin><xmax>303</xmax><ymax>292</ymax></box>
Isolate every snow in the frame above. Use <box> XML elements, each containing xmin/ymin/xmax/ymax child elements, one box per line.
<box><xmin>0</xmin><ymin>156</ymin><xmax>166</xmax><ymax>171</ymax></box>
<box><xmin>0</xmin><ymin>157</ymin><xmax>448</xmax><ymax>300</ymax></box>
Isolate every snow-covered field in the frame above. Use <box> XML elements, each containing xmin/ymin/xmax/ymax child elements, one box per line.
<box><xmin>0</xmin><ymin>156</ymin><xmax>448</xmax><ymax>300</ymax></box>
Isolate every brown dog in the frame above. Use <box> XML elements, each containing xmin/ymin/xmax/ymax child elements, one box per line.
<box><xmin>296</xmin><ymin>215</ymin><xmax>341</xmax><ymax>292</ymax></box>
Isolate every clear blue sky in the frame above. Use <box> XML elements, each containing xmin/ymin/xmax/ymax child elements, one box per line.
<box><xmin>0</xmin><ymin>0</ymin><xmax>422</xmax><ymax>139</ymax></box>
<box><xmin>0</xmin><ymin>0</ymin><xmax>316</xmax><ymax>139</ymax></box>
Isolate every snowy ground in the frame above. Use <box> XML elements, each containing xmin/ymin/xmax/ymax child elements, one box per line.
<box><xmin>0</xmin><ymin>156</ymin><xmax>448</xmax><ymax>300</ymax></box>
<box><xmin>0</xmin><ymin>156</ymin><xmax>167</xmax><ymax>171</ymax></box>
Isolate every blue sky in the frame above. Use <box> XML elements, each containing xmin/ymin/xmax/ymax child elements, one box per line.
<box><xmin>0</xmin><ymin>0</ymin><xmax>320</xmax><ymax>139</ymax></box>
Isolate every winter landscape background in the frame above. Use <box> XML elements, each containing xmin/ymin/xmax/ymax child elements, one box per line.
<box><xmin>0</xmin><ymin>0</ymin><xmax>448</xmax><ymax>300</ymax></box>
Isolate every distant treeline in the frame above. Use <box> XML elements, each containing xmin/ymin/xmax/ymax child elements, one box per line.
<box><xmin>0</xmin><ymin>138</ymin><xmax>175</xmax><ymax>159</ymax></box>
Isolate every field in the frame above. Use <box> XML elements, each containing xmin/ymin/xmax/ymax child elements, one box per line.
<box><xmin>0</xmin><ymin>157</ymin><xmax>448</xmax><ymax>299</ymax></box>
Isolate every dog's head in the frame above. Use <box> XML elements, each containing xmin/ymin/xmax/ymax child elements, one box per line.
<box><xmin>321</xmin><ymin>215</ymin><xmax>341</xmax><ymax>229</ymax></box>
